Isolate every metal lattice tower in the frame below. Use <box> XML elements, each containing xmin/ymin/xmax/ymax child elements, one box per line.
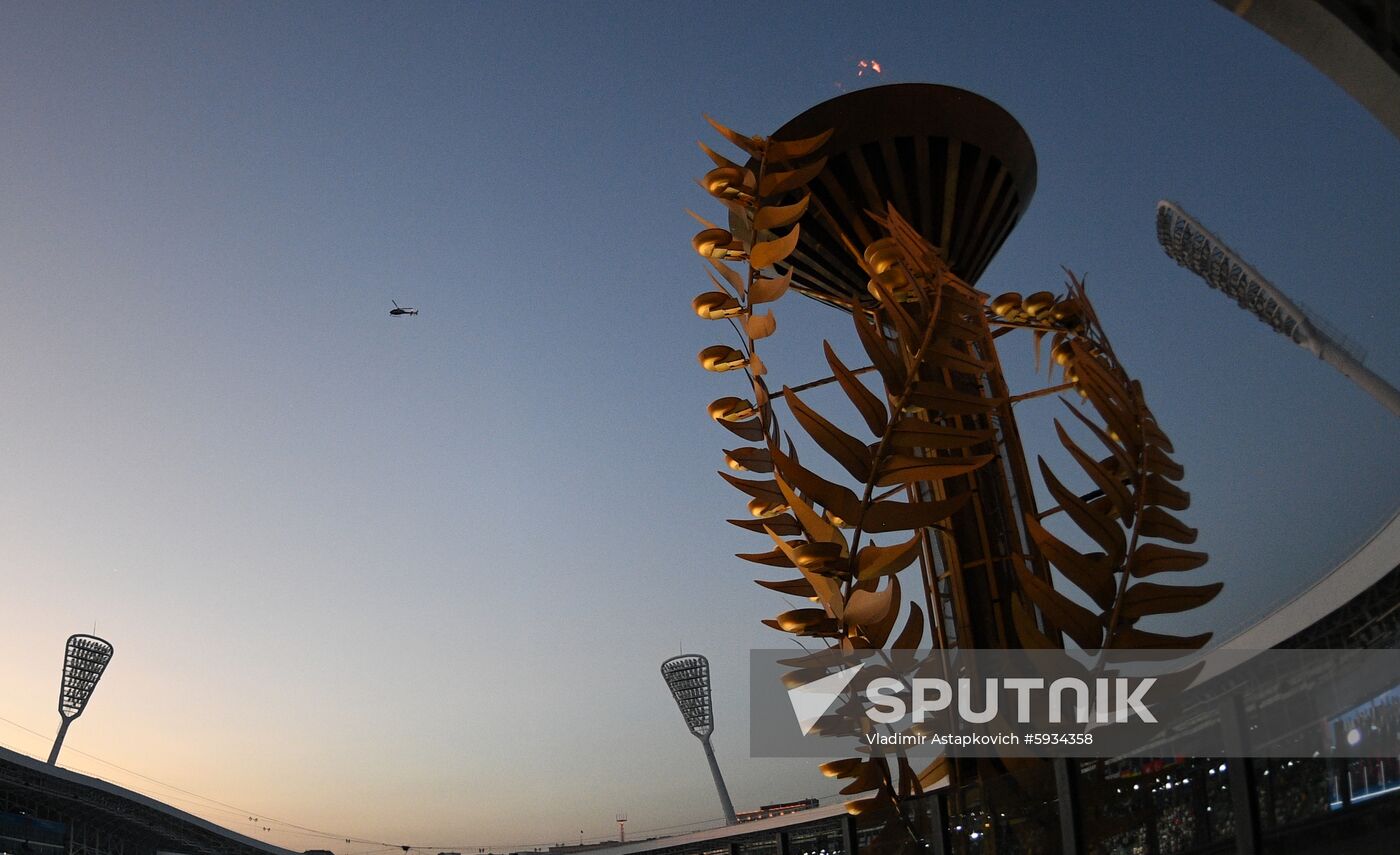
<box><xmin>661</xmin><ymin>655</ymin><xmax>736</xmax><ymax>824</ymax></box>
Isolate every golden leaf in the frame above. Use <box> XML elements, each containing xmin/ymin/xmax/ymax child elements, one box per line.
<box><xmin>697</xmin><ymin>139</ymin><xmax>743</xmax><ymax>171</ymax></box>
<box><xmin>765</xmin><ymin>525</ymin><xmax>844</xmax><ymax>618</ymax></box>
<box><xmin>693</xmin><ymin>290</ymin><xmax>743</xmax><ymax>319</ymax></box>
<box><xmin>1015</xmin><ymin>559</ymin><xmax>1102</xmax><ymax>650</ymax></box>
<box><xmin>1060</xmin><ymin>397</ymin><xmax>1134</xmax><ymax>475</ymax></box>
<box><xmin>1120</xmin><ymin>581</ymin><xmax>1222</xmax><ymax>618</ymax></box>
<box><xmin>729</xmin><ymin>513</ymin><xmax>802</xmax><ymax>536</ymax></box>
<box><xmin>861</xmin><ymin>576</ymin><xmax>903</xmax><ymax>647</ymax></box>
<box><xmin>783</xmin><ymin>387</ymin><xmax>874</xmax><ymax>483</ymax></box>
<box><xmin>716</xmin><ymin>416</ymin><xmax>764</xmax><ymax>442</ymax></box>
<box><xmin>1055</xmin><ymin>420</ymin><xmax>1134</xmax><ymax>524</ymax></box>
<box><xmin>766</xmin><ymin>128</ymin><xmax>833</xmax><ymax>161</ymax></box>
<box><xmin>855</xmin><ymin>532</ymin><xmax>923</xmax><ymax>582</ymax></box>
<box><xmin>990</xmin><ymin>292</ymin><xmax>1023</xmax><ymax>317</ymax></box>
<box><xmin>750</xmin><ymin>223</ymin><xmax>801</xmax><ymax>270</ymax></box>
<box><xmin>1144</xmin><ymin>474</ymin><xmax>1190</xmax><ymax>511</ymax></box>
<box><xmin>735</xmin><ymin>546</ymin><xmax>795</xmax><ymax>567</ymax></box>
<box><xmin>759</xmin><ymin>156</ymin><xmax>828</xmax><ymax>197</ymax></box>
<box><xmin>692</xmin><ymin>227</ymin><xmax>745</xmax><ymax>260</ymax></box>
<box><xmin>705</xmin><ymin>260</ymin><xmax>747</xmax><ymax>303</ymax></box>
<box><xmin>838</xmin><ymin>762</ymin><xmax>886</xmax><ymax>795</ymax></box>
<box><xmin>708</xmin><ymin>396</ymin><xmax>755</xmax><ymax>422</ymax></box>
<box><xmin>820</xmin><ymin>758</ymin><xmax>867</xmax><ymax>779</ymax></box>
<box><xmin>844</xmin><ymin>580</ymin><xmax>896</xmax><ymax>626</ymax></box>
<box><xmin>888</xmin><ymin>419</ymin><xmax>991</xmax><ymax>452</ymax></box>
<box><xmin>905</xmin><ymin>384</ymin><xmax>1002</xmax><ymax>417</ymax></box>
<box><xmin>702</xmin><ymin>165</ymin><xmax>756</xmax><ymax>200</ymax></box>
<box><xmin>868</xmin><ymin>280</ymin><xmax>921</xmax><ymax>347</ymax></box>
<box><xmin>824</xmin><ymin>341</ymin><xmax>887</xmax><ymax>436</ymax></box>
<box><xmin>749</xmin><ymin>270</ymin><xmax>792</xmax><ymax>305</ymax></box>
<box><xmin>890</xmin><ymin>602</ymin><xmax>925</xmax><ymax>649</ymax></box>
<box><xmin>703</xmin><ymin>114</ymin><xmax>765</xmax><ymax>157</ymax></box>
<box><xmin>861</xmin><ymin>493</ymin><xmax>971</xmax><ymax>534</ymax></box>
<box><xmin>1038</xmin><ymin>457</ymin><xmax>1127</xmax><ymax>562</ymax></box>
<box><xmin>791</xmin><ymin>541</ymin><xmax>847</xmax><ymax>577</ymax></box>
<box><xmin>771</xmin><ymin>447</ymin><xmax>863</xmax><ymax>524</ymax></box>
<box><xmin>1144</xmin><ymin>417</ymin><xmax>1176</xmax><ymax>454</ymax></box>
<box><xmin>773</xmin><ymin>471</ymin><xmax>846</xmax><ymax>548</ymax></box>
<box><xmin>685</xmin><ymin>208</ymin><xmax>721</xmax><ymax>230</ymax></box>
<box><xmin>1024</xmin><ymin>514</ymin><xmax>1116</xmax><ymax>611</ymax></box>
<box><xmin>1011</xmin><ymin>594</ymin><xmax>1059</xmax><ymax>649</ymax></box>
<box><xmin>844</xmin><ymin>795</ymin><xmax>892</xmax><ymax>816</ymax></box>
<box><xmin>746</xmin><ymin>310</ymin><xmax>777</xmax><ymax>340</ymax></box>
<box><xmin>698</xmin><ymin>344</ymin><xmax>747</xmax><ymax>372</ymax></box>
<box><xmin>755</xmin><ymin>577</ymin><xmax>817</xmax><ymax>598</ymax></box>
<box><xmin>749</xmin><ymin>351</ymin><xmax>767</xmax><ymax>376</ymax></box>
<box><xmin>718</xmin><ymin>470</ymin><xmax>783</xmax><ymax>501</ymax></box>
<box><xmin>748</xmin><ymin>496</ymin><xmax>789</xmax><ymax>518</ymax></box>
<box><xmin>853</xmin><ymin>306</ymin><xmax>906</xmax><ymax>390</ymax></box>
<box><xmin>1138</xmin><ymin>506</ymin><xmax>1198</xmax><ymax>544</ymax></box>
<box><xmin>1074</xmin><ymin>354</ymin><xmax>1140</xmax><ymax>451</ymax></box>
<box><xmin>874</xmin><ymin>453</ymin><xmax>993</xmax><ymax>487</ymax></box>
<box><xmin>724</xmin><ymin>446</ymin><xmax>773</xmax><ymax>473</ymax></box>
<box><xmin>774</xmin><ymin>608</ymin><xmax>839</xmax><ymax>636</ymax></box>
<box><xmin>1146</xmin><ymin>445</ymin><xmax>1185</xmax><ymax>481</ymax></box>
<box><xmin>753</xmin><ymin>194</ymin><xmax>811</xmax><ymax>232</ymax></box>
<box><xmin>1128</xmin><ymin>543</ymin><xmax>1208</xmax><ymax>577</ymax></box>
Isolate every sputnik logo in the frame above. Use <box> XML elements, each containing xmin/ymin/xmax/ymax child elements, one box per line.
<box><xmin>786</xmin><ymin>664</ymin><xmax>864</xmax><ymax>736</ymax></box>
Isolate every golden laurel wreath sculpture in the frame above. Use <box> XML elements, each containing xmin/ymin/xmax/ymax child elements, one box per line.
<box><xmin>688</xmin><ymin>116</ymin><xmax>1219</xmax><ymax>841</ymax></box>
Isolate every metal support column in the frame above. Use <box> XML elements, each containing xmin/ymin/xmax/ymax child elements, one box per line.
<box><xmin>1053</xmin><ymin>758</ymin><xmax>1084</xmax><ymax>855</ymax></box>
<box><xmin>1220</xmin><ymin>696</ymin><xmax>1263</xmax><ymax>854</ymax></box>
<box><xmin>928</xmin><ymin>791</ymin><xmax>952</xmax><ymax>855</ymax></box>
<box><xmin>840</xmin><ymin>813</ymin><xmax>858</xmax><ymax>855</ymax></box>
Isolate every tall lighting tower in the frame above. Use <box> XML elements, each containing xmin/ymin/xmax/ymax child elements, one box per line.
<box><xmin>48</xmin><ymin>634</ymin><xmax>114</xmax><ymax>765</ymax></box>
<box><xmin>1156</xmin><ymin>200</ymin><xmax>1400</xmax><ymax>418</ymax></box>
<box><xmin>660</xmin><ymin>654</ymin><xmax>737</xmax><ymax>825</ymax></box>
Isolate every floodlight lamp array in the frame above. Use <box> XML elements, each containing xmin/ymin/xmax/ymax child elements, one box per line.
<box><xmin>60</xmin><ymin>635</ymin><xmax>114</xmax><ymax>720</ymax></box>
<box><xmin>661</xmin><ymin>654</ymin><xmax>714</xmax><ymax>738</ymax></box>
<box><xmin>1155</xmin><ymin>201</ymin><xmax>1311</xmax><ymax>347</ymax></box>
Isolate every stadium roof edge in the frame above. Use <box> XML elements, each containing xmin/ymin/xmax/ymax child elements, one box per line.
<box><xmin>0</xmin><ymin>744</ymin><xmax>299</xmax><ymax>855</ymax></box>
<box><xmin>1197</xmin><ymin>505</ymin><xmax>1400</xmax><ymax>681</ymax></box>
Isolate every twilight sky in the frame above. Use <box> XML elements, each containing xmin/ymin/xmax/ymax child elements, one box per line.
<box><xmin>1</xmin><ymin>1</ymin><xmax>1397</xmax><ymax>851</ymax></box>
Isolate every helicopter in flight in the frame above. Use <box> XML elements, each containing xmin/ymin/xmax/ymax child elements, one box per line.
<box><xmin>389</xmin><ymin>300</ymin><xmax>418</xmax><ymax>317</ymax></box>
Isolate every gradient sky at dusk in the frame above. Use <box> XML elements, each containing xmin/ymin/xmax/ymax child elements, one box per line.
<box><xmin>1</xmin><ymin>1</ymin><xmax>1398</xmax><ymax>851</ymax></box>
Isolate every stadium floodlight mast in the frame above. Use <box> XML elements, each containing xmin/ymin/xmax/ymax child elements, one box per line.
<box><xmin>660</xmin><ymin>654</ymin><xmax>737</xmax><ymax>825</ymax></box>
<box><xmin>1156</xmin><ymin>200</ymin><xmax>1400</xmax><ymax>417</ymax></box>
<box><xmin>47</xmin><ymin>634</ymin><xmax>115</xmax><ymax>765</ymax></box>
